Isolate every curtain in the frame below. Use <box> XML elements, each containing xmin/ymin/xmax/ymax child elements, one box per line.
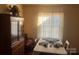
<box><xmin>37</xmin><ymin>13</ymin><xmax>64</xmax><ymax>40</ymax></box>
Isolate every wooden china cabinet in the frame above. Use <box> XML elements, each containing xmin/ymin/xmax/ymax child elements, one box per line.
<box><xmin>0</xmin><ymin>14</ymin><xmax>24</xmax><ymax>55</ymax></box>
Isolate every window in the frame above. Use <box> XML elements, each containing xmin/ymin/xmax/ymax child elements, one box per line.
<box><xmin>37</xmin><ymin>13</ymin><xmax>64</xmax><ymax>40</ymax></box>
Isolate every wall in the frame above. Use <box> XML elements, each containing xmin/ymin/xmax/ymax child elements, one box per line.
<box><xmin>0</xmin><ymin>4</ymin><xmax>8</xmax><ymax>13</ymax></box>
<box><xmin>23</xmin><ymin>5</ymin><xmax>64</xmax><ymax>38</ymax></box>
<box><xmin>0</xmin><ymin>4</ymin><xmax>23</xmax><ymax>17</ymax></box>
<box><xmin>64</xmin><ymin>5</ymin><xmax>79</xmax><ymax>51</ymax></box>
<box><xmin>15</xmin><ymin>4</ymin><xmax>23</xmax><ymax>17</ymax></box>
<box><xmin>23</xmin><ymin>5</ymin><xmax>79</xmax><ymax>51</ymax></box>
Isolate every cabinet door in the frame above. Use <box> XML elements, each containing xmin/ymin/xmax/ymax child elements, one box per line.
<box><xmin>0</xmin><ymin>14</ymin><xmax>11</xmax><ymax>54</ymax></box>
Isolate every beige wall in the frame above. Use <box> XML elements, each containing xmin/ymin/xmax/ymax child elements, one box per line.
<box><xmin>0</xmin><ymin>4</ymin><xmax>23</xmax><ymax>17</ymax></box>
<box><xmin>15</xmin><ymin>4</ymin><xmax>23</xmax><ymax>17</ymax></box>
<box><xmin>23</xmin><ymin>5</ymin><xmax>79</xmax><ymax>51</ymax></box>
<box><xmin>0</xmin><ymin>4</ymin><xmax>8</xmax><ymax>13</ymax></box>
<box><xmin>23</xmin><ymin>5</ymin><xmax>64</xmax><ymax>38</ymax></box>
<box><xmin>64</xmin><ymin>5</ymin><xmax>79</xmax><ymax>51</ymax></box>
